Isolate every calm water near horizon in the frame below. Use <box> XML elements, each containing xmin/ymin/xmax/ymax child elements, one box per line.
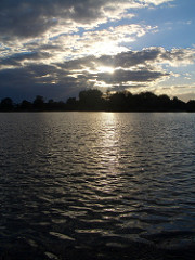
<box><xmin>0</xmin><ymin>112</ymin><xmax>195</xmax><ymax>260</ymax></box>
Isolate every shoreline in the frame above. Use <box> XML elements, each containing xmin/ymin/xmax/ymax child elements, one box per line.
<box><xmin>0</xmin><ymin>109</ymin><xmax>193</xmax><ymax>113</ymax></box>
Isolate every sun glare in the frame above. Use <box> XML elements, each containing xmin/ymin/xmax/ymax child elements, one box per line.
<box><xmin>97</xmin><ymin>66</ymin><xmax>115</xmax><ymax>74</ymax></box>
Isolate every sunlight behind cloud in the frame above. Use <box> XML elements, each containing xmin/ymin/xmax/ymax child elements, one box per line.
<box><xmin>91</xmin><ymin>41</ymin><xmax>128</xmax><ymax>56</ymax></box>
<box><xmin>87</xmin><ymin>66</ymin><xmax>115</xmax><ymax>75</ymax></box>
<box><xmin>97</xmin><ymin>66</ymin><xmax>115</xmax><ymax>74</ymax></box>
<box><xmin>0</xmin><ymin>0</ymin><xmax>194</xmax><ymax>101</ymax></box>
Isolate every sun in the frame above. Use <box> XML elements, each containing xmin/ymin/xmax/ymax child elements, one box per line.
<box><xmin>97</xmin><ymin>66</ymin><xmax>115</xmax><ymax>74</ymax></box>
<box><xmin>86</xmin><ymin>66</ymin><xmax>115</xmax><ymax>75</ymax></box>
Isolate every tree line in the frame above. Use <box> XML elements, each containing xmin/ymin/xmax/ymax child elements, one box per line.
<box><xmin>1</xmin><ymin>90</ymin><xmax>195</xmax><ymax>112</ymax></box>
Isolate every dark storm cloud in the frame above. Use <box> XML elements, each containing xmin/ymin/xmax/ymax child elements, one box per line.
<box><xmin>58</xmin><ymin>48</ymin><xmax>195</xmax><ymax>71</ymax></box>
<box><xmin>97</xmin><ymin>69</ymin><xmax>168</xmax><ymax>83</ymax></box>
<box><xmin>58</xmin><ymin>55</ymin><xmax>97</xmax><ymax>70</ymax></box>
<box><xmin>98</xmin><ymin>48</ymin><xmax>195</xmax><ymax>67</ymax></box>
<box><xmin>56</xmin><ymin>48</ymin><xmax>194</xmax><ymax>72</ymax></box>
<box><xmin>0</xmin><ymin>65</ymin><xmax>55</xmax><ymax>86</ymax></box>
<box><xmin>0</xmin><ymin>52</ymin><xmax>51</xmax><ymax>66</ymax></box>
<box><xmin>94</xmin><ymin>50</ymin><xmax>161</xmax><ymax>68</ymax></box>
<box><xmin>0</xmin><ymin>47</ymin><xmax>194</xmax><ymax>101</ymax></box>
<box><xmin>2</xmin><ymin>48</ymin><xmax>192</xmax><ymax>73</ymax></box>
<box><xmin>0</xmin><ymin>0</ymin><xmax>109</xmax><ymax>39</ymax></box>
<box><xmin>0</xmin><ymin>63</ymin><xmax>90</xmax><ymax>101</ymax></box>
<box><xmin>0</xmin><ymin>63</ymin><xmax>73</xmax><ymax>89</ymax></box>
<box><xmin>0</xmin><ymin>0</ymin><xmax>57</xmax><ymax>39</ymax></box>
<box><xmin>90</xmin><ymin>49</ymin><xmax>160</xmax><ymax>68</ymax></box>
<box><xmin>82</xmin><ymin>68</ymin><xmax>169</xmax><ymax>84</ymax></box>
<box><xmin>114</xmin><ymin>49</ymin><xmax>160</xmax><ymax>67</ymax></box>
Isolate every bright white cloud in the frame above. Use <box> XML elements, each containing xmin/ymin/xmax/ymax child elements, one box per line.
<box><xmin>143</xmin><ymin>0</ymin><xmax>174</xmax><ymax>4</ymax></box>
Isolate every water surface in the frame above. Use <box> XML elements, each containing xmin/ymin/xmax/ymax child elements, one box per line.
<box><xmin>0</xmin><ymin>112</ymin><xmax>195</xmax><ymax>259</ymax></box>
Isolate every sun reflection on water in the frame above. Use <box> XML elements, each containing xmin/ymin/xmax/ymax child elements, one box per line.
<box><xmin>92</xmin><ymin>113</ymin><xmax>121</xmax><ymax>195</ymax></box>
<box><xmin>100</xmin><ymin>113</ymin><xmax>119</xmax><ymax>172</ymax></box>
<box><xmin>1</xmin><ymin>113</ymin><xmax>195</xmax><ymax>254</ymax></box>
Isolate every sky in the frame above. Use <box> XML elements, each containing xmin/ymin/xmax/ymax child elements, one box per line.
<box><xmin>0</xmin><ymin>0</ymin><xmax>195</xmax><ymax>103</ymax></box>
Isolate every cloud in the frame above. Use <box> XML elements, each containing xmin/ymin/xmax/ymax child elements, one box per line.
<box><xmin>57</xmin><ymin>48</ymin><xmax>195</xmax><ymax>71</ymax></box>
<box><xmin>143</xmin><ymin>0</ymin><xmax>174</xmax><ymax>4</ymax></box>
<box><xmin>0</xmin><ymin>47</ymin><xmax>194</xmax><ymax>101</ymax></box>
<box><xmin>0</xmin><ymin>52</ymin><xmax>52</xmax><ymax>67</ymax></box>
<box><xmin>93</xmin><ymin>68</ymin><xmax>169</xmax><ymax>84</ymax></box>
<box><xmin>0</xmin><ymin>0</ymin><xmax>173</xmax><ymax>69</ymax></box>
<box><xmin>0</xmin><ymin>0</ymin><xmax>192</xmax><ymax>101</ymax></box>
<box><xmin>0</xmin><ymin>63</ymin><xmax>90</xmax><ymax>101</ymax></box>
<box><xmin>0</xmin><ymin>23</ymin><xmax>158</xmax><ymax>70</ymax></box>
<box><xmin>53</xmin><ymin>47</ymin><xmax>194</xmax><ymax>91</ymax></box>
<box><xmin>0</xmin><ymin>47</ymin><xmax>194</xmax><ymax>84</ymax></box>
<box><xmin>0</xmin><ymin>0</ymin><xmax>173</xmax><ymax>41</ymax></box>
<box><xmin>158</xmin><ymin>48</ymin><xmax>195</xmax><ymax>66</ymax></box>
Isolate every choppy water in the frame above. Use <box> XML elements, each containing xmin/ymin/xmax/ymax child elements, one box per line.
<box><xmin>0</xmin><ymin>112</ymin><xmax>195</xmax><ymax>260</ymax></box>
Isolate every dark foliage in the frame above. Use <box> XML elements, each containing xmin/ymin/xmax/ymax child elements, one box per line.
<box><xmin>0</xmin><ymin>89</ymin><xmax>195</xmax><ymax>112</ymax></box>
<box><xmin>0</xmin><ymin>97</ymin><xmax>14</xmax><ymax>111</ymax></box>
<box><xmin>79</xmin><ymin>89</ymin><xmax>105</xmax><ymax>110</ymax></box>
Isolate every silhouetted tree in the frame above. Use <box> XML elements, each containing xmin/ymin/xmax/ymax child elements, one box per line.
<box><xmin>48</xmin><ymin>99</ymin><xmax>54</xmax><ymax>104</ymax></box>
<box><xmin>158</xmin><ymin>94</ymin><xmax>171</xmax><ymax>110</ymax></box>
<box><xmin>0</xmin><ymin>97</ymin><xmax>13</xmax><ymax>111</ymax></box>
<box><xmin>158</xmin><ymin>94</ymin><xmax>170</xmax><ymax>103</ymax></box>
<box><xmin>138</xmin><ymin>92</ymin><xmax>158</xmax><ymax>109</ymax></box>
<box><xmin>21</xmin><ymin>100</ymin><xmax>32</xmax><ymax>110</ymax></box>
<box><xmin>34</xmin><ymin>95</ymin><xmax>44</xmax><ymax>110</ymax></box>
<box><xmin>44</xmin><ymin>99</ymin><xmax>67</xmax><ymax>111</ymax></box>
<box><xmin>0</xmin><ymin>90</ymin><xmax>193</xmax><ymax>112</ymax></box>
<box><xmin>171</xmin><ymin>96</ymin><xmax>185</xmax><ymax>111</ymax></box>
<box><xmin>173</xmin><ymin>96</ymin><xmax>179</xmax><ymax>101</ymax></box>
<box><xmin>186</xmin><ymin>100</ymin><xmax>195</xmax><ymax>112</ymax></box>
<box><xmin>79</xmin><ymin>89</ymin><xmax>103</xmax><ymax>110</ymax></box>
<box><xmin>66</xmin><ymin>97</ymin><xmax>78</xmax><ymax>110</ymax></box>
<box><xmin>108</xmin><ymin>91</ymin><xmax>129</xmax><ymax>111</ymax></box>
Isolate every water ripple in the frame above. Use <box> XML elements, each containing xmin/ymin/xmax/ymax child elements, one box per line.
<box><xmin>0</xmin><ymin>113</ymin><xmax>195</xmax><ymax>259</ymax></box>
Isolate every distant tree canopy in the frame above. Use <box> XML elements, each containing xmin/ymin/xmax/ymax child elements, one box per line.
<box><xmin>0</xmin><ymin>97</ymin><xmax>13</xmax><ymax>111</ymax></box>
<box><xmin>0</xmin><ymin>89</ymin><xmax>195</xmax><ymax>112</ymax></box>
<box><xmin>21</xmin><ymin>100</ymin><xmax>32</xmax><ymax>110</ymax></box>
<box><xmin>107</xmin><ymin>91</ymin><xmax>172</xmax><ymax>111</ymax></box>
<box><xmin>34</xmin><ymin>95</ymin><xmax>44</xmax><ymax>108</ymax></box>
<box><xmin>79</xmin><ymin>89</ymin><xmax>104</xmax><ymax>109</ymax></box>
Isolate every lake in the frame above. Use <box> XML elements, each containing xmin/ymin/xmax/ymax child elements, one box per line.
<box><xmin>0</xmin><ymin>112</ymin><xmax>195</xmax><ymax>260</ymax></box>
